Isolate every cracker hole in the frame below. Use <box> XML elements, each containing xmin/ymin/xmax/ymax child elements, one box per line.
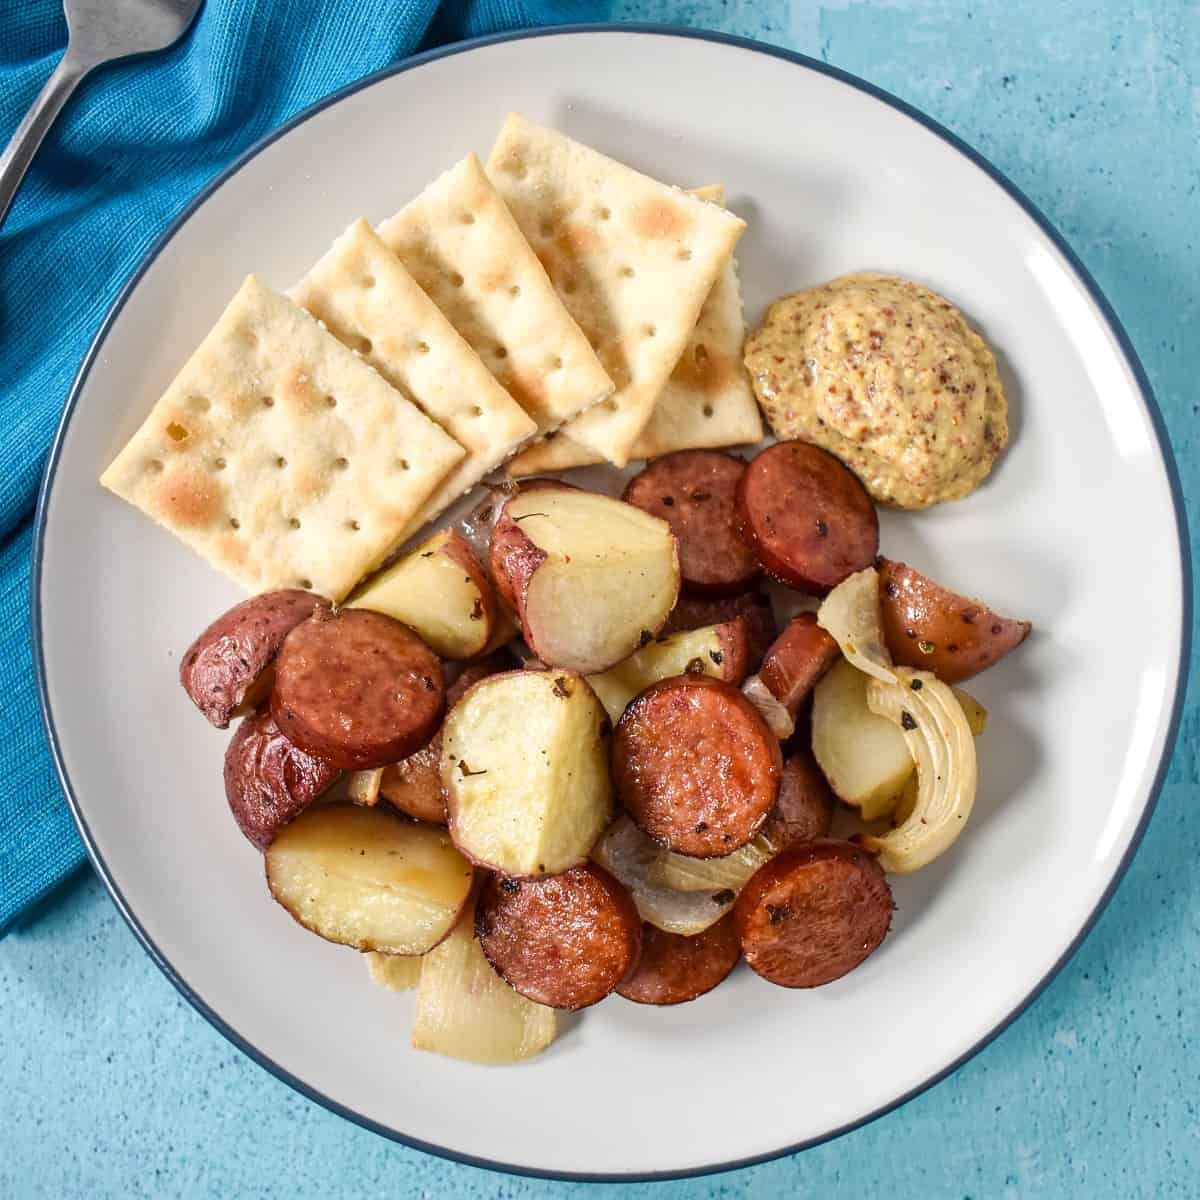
<box><xmin>618</xmin><ymin>265</ymin><xmax>635</xmax><ymax>279</ymax></box>
<box><xmin>299</xmin><ymin>578</ymin><xmax>313</xmax><ymax>590</ymax></box>
<box><xmin>596</xmin><ymin>206</ymin><xmax>611</xmax><ymax>221</ymax></box>
<box><xmin>347</xmin><ymin>519</ymin><xmax>361</xmax><ymax>531</ymax></box>
<box><xmin>325</xmin><ymin>394</ymin><xmax>337</xmax><ymax>408</ymax></box>
<box><xmin>506</xmin><ymin>159</ymin><xmax>526</xmax><ymax>179</ymax></box>
<box><xmin>703</xmin><ymin>405</ymin><xmax>715</xmax><ymax>417</ymax></box>
<box><xmin>461</xmin><ymin>213</ymin><xmax>475</xmax><ymax>225</ymax></box>
<box><xmin>362</xmin><ymin>275</ymin><xmax>376</xmax><ymax>289</ymax></box>
<box><xmin>165</xmin><ymin>422</ymin><xmax>189</xmax><ymax>442</ymax></box>
<box><xmin>417</xmin><ymin>341</ymin><xmax>430</xmax><ymax>354</ymax></box>
<box><xmin>508</xmin><ymin>285</ymin><xmax>521</xmax><ymax>298</ymax></box>
<box><xmin>190</xmin><ymin>396</ymin><xmax>210</xmax><ymax>412</ymax></box>
<box><xmin>275</xmin><ymin>456</ymin><xmax>287</xmax><ymax>469</ymax></box>
<box><xmin>449</xmin><ymin>272</ymin><xmax>464</xmax><ymax>288</ymax></box>
<box><xmin>147</xmin><ymin>459</ymin><xmax>163</xmax><ymax>475</ymax></box>
<box><xmin>229</xmin><ymin>518</ymin><xmax>240</xmax><ymax>530</ymax></box>
<box><xmin>539</xmin><ymin>220</ymin><xmax>554</xmax><ymax>237</ymax></box>
<box><xmin>288</xmin><ymin>517</ymin><xmax>301</xmax><ymax>530</ymax></box>
<box><xmin>334</xmin><ymin>457</ymin><xmax>349</xmax><ymax>470</ymax></box>
<box><xmin>213</xmin><ymin>458</ymin><xmax>226</xmax><ymax>471</ymax></box>
<box><xmin>644</xmin><ymin>324</ymin><xmax>657</xmax><ymax>338</ymax></box>
<box><xmin>243</xmin><ymin>331</ymin><xmax>258</xmax><ymax>348</ymax></box>
<box><xmin>549</xmin><ymin>355</ymin><xmax>564</xmax><ymax>370</ymax></box>
<box><xmin>398</xmin><ymin>458</ymin><xmax>411</xmax><ymax>471</ymax></box>
<box><xmin>606</xmin><ymin>399</ymin><xmax>619</xmax><ymax>412</ymax></box>
<box><xmin>495</xmin><ymin>345</ymin><xmax>508</xmax><ymax>360</ymax></box>
<box><xmin>677</xmin><ymin>248</ymin><xmax>693</xmax><ymax>261</ymax></box>
<box><xmin>470</xmin><ymin>405</ymin><xmax>483</xmax><ymax>418</ymax></box>
<box><xmin>357</xmin><ymin>337</ymin><xmax>373</xmax><ymax>355</ymax></box>
<box><xmin>262</xmin><ymin>396</ymin><xmax>274</xmax><ymax>408</ymax></box>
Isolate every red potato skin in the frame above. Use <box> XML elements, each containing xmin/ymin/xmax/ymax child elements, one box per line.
<box><xmin>622</xmin><ymin>450</ymin><xmax>760</xmax><ymax>596</ymax></box>
<box><xmin>735</xmin><ymin>839</ymin><xmax>893</xmax><ymax>988</ymax></box>
<box><xmin>877</xmin><ymin>558</ymin><xmax>1031</xmax><ymax>683</ymax></box>
<box><xmin>616</xmin><ymin>915</ymin><xmax>741</xmax><ymax>1006</ymax></box>
<box><xmin>272</xmin><ymin>609</ymin><xmax>444</xmax><ymax>770</ymax></box>
<box><xmin>760</xmin><ymin>749</ymin><xmax>835</xmax><ymax>851</ymax></box>
<box><xmin>613</xmin><ymin>675</ymin><xmax>783</xmax><ymax>857</ymax></box>
<box><xmin>735</xmin><ymin>441</ymin><xmax>879</xmax><ymax>594</ymax></box>
<box><xmin>435</xmin><ymin>529</ymin><xmax>501</xmax><ymax>660</ymax></box>
<box><xmin>379</xmin><ymin>652</ymin><xmax>513</xmax><ymax>825</ymax></box>
<box><xmin>758</xmin><ymin>613</ymin><xmax>840</xmax><ymax>718</ymax></box>
<box><xmin>488</xmin><ymin>479</ymin><xmax>578</xmax><ymax>614</ymax></box>
<box><xmin>664</xmin><ymin>591</ymin><xmax>777</xmax><ymax>672</ymax></box>
<box><xmin>475</xmin><ymin>863</ymin><xmax>643</xmax><ymax>1010</ymax></box>
<box><xmin>180</xmin><ymin>590</ymin><xmax>330</xmax><ymax>728</ymax></box>
<box><xmin>224</xmin><ymin>706</ymin><xmax>340</xmax><ymax>850</ymax></box>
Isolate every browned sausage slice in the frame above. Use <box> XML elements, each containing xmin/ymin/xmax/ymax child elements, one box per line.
<box><xmin>758</xmin><ymin>613</ymin><xmax>840</xmax><ymax>718</ymax></box>
<box><xmin>380</xmin><ymin>652</ymin><xmax>512</xmax><ymax>824</ymax></box>
<box><xmin>272</xmin><ymin>609</ymin><xmax>443</xmax><ymax>770</ymax></box>
<box><xmin>616</xmin><ymin>915</ymin><xmax>741</xmax><ymax>1006</ymax></box>
<box><xmin>623</xmin><ymin>451</ymin><xmax>759</xmax><ymax>596</ymax></box>
<box><xmin>760</xmin><ymin>749</ymin><xmax>835</xmax><ymax>851</ymax></box>
<box><xmin>224</xmin><ymin>706</ymin><xmax>340</xmax><ymax>849</ymax></box>
<box><xmin>664</xmin><ymin>591</ymin><xmax>777</xmax><ymax>669</ymax></box>
<box><xmin>613</xmin><ymin>675</ymin><xmax>782</xmax><ymax>857</ymax></box>
<box><xmin>735</xmin><ymin>840</ymin><xmax>893</xmax><ymax>987</ymax></box>
<box><xmin>736</xmin><ymin>441</ymin><xmax>878</xmax><ymax>594</ymax></box>
<box><xmin>475</xmin><ymin>863</ymin><xmax>642</xmax><ymax>1010</ymax></box>
<box><xmin>181</xmin><ymin>589</ymin><xmax>330</xmax><ymax>728</ymax></box>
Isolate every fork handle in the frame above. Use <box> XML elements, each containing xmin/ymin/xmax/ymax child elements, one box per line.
<box><xmin>0</xmin><ymin>49</ymin><xmax>91</xmax><ymax>232</ymax></box>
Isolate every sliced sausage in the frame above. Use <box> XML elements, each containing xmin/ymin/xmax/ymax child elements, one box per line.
<box><xmin>272</xmin><ymin>609</ymin><xmax>443</xmax><ymax>770</ymax></box>
<box><xmin>758</xmin><ymin>613</ymin><xmax>840</xmax><ymax>718</ymax></box>
<box><xmin>224</xmin><ymin>706</ymin><xmax>340</xmax><ymax>850</ymax></box>
<box><xmin>488</xmin><ymin>479</ymin><xmax>577</xmax><ymax>613</ymax></box>
<box><xmin>735</xmin><ymin>840</ymin><xmax>893</xmax><ymax>987</ymax></box>
<box><xmin>623</xmin><ymin>451</ymin><xmax>759</xmax><ymax>596</ymax></box>
<box><xmin>736</xmin><ymin>441</ymin><xmax>878</xmax><ymax>594</ymax></box>
<box><xmin>616</xmin><ymin>915</ymin><xmax>741</xmax><ymax>1006</ymax></box>
<box><xmin>613</xmin><ymin>675</ymin><xmax>782</xmax><ymax>857</ymax></box>
<box><xmin>181</xmin><ymin>589</ymin><xmax>330</xmax><ymax>728</ymax></box>
<box><xmin>760</xmin><ymin>749</ymin><xmax>835</xmax><ymax>852</ymax></box>
<box><xmin>475</xmin><ymin>863</ymin><xmax>642</xmax><ymax>1010</ymax></box>
<box><xmin>664</xmin><ymin>591</ymin><xmax>777</xmax><ymax>672</ymax></box>
<box><xmin>379</xmin><ymin>653</ymin><xmax>511</xmax><ymax>824</ymax></box>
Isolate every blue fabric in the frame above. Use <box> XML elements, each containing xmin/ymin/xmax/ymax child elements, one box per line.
<box><xmin>0</xmin><ymin>0</ymin><xmax>608</xmax><ymax>935</ymax></box>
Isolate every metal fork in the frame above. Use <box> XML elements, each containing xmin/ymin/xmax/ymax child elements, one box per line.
<box><xmin>0</xmin><ymin>0</ymin><xmax>203</xmax><ymax>230</ymax></box>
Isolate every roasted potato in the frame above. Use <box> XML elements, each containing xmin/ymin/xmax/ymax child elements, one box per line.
<box><xmin>223</xmin><ymin>706</ymin><xmax>340</xmax><ymax>849</ymax></box>
<box><xmin>265</xmin><ymin>805</ymin><xmax>474</xmax><ymax>954</ymax></box>
<box><xmin>585</xmin><ymin>620</ymin><xmax>751</xmax><ymax>723</ymax></box>
<box><xmin>811</xmin><ymin>658</ymin><xmax>914</xmax><ymax>820</ymax></box>
<box><xmin>877</xmin><ymin>558</ymin><xmax>1031</xmax><ymax>683</ymax></box>
<box><xmin>365</xmin><ymin>951</ymin><xmax>422</xmax><ymax>992</ymax></box>
<box><xmin>442</xmin><ymin>670</ymin><xmax>613</xmax><ymax>876</ymax></box>
<box><xmin>348</xmin><ymin>528</ymin><xmax>499</xmax><ymax>661</ymax></box>
<box><xmin>181</xmin><ymin>589</ymin><xmax>329</xmax><ymax>727</ymax></box>
<box><xmin>488</xmin><ymin>486</ymin><xmax>680</xmax><ymax>674</ymax></box>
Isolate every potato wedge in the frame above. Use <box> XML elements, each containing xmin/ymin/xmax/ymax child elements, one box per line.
<box><xmin>265</xmin><ymin>805</ymin><xmax>474</xmax><ymax>954</ymax></box>
<box><xmin>585</xmin><ymin>621</ymin><xmax>751</xmax><ymax>723</ymax></box>
<box><xmin>181</xmin><ymin>589</ymin><xmax>330</xmax><ymax>728</ymax></box>
<box><xmin>877</xmin><ymin>558</ymin><xmax>1031</xmax><ymax>683</ymax></box>
<box><xmin>442</xmin><ymin>670</ymin><xmax>613</xmax><ymax>876</ymax></box>
<box><xmin>591</xmin><ymin>816</ymin><xmax>736</xmax><ymax>935</ymax></box>
<box><xmin>490</xmin><ymin>487</ymin><xmax>680</xmax><ymax>674</ymax></box>
<box><xmin>348</xmin><ymin>528</ymin><xmax>498</xmax><ymax>661</ymax></box>
<box><xmin>412</xmin><ymin>901</ymin><xmax>557</xmax><ymax>1064</ymax></box>
<box><xmin>365</xmin><ymin>951</ymin><xmax>422</xmax><ymax>992</ymax></box>
<box><xmin>811</xmin><ymin>658</ymin><xmax>914</xmax><ymax>820</ymax></box>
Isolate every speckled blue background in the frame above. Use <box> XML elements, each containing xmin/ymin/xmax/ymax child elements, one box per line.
<box><xmin>4</xmin><ymin>3</ymin><xmax>1197</xmax><ymax>1197</ymax></box>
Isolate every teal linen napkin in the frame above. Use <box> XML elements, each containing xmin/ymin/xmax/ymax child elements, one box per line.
<box><xmin>0</xmin><ymin>0</ymin><xmax>607</xmax><ymax>934</ymax></box>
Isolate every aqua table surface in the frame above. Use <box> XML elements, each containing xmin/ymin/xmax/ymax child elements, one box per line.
<box><xmin>3</xmin><ymin>3</ymin><xmax>1197</xmax><ymax>1197</ymax></box>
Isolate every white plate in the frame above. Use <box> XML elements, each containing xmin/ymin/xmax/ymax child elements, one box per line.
<box><xmin>34</xmin><ymin>27</ymin><xmax>1190</xmax><ymax>1181</ymax></box>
